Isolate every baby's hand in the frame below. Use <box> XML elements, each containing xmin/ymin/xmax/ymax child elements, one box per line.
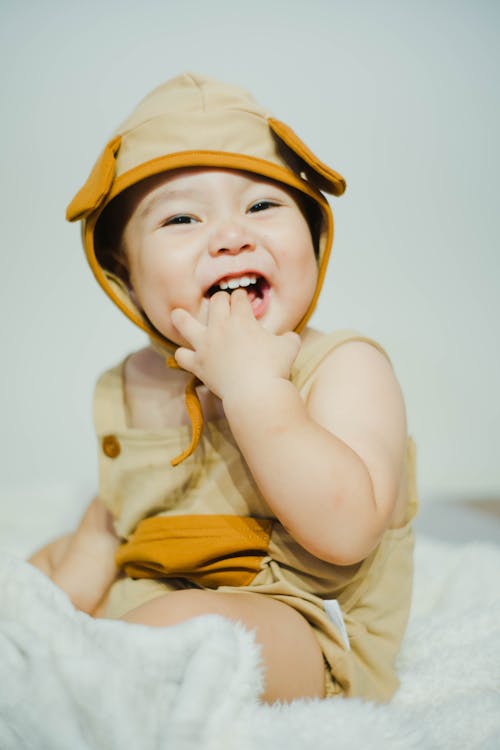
<box><xmin>171</xmin><ymin>290</ymin><xmax>300</xmax><ymax>400</ymax></box>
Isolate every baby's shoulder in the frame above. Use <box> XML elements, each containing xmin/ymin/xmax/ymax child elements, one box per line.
<box><xmin>295</xmin><ymin>327</ymin><xmax>394</xmax><ymax>394</ymax></box>
<box><xmin>311</xmin><ymin>337</ymin><xmax>397</xmax><ymax>393</ymax></box>
<box><xmin>303</xmin><ymin>329</ymin><xmax>406</xmax><ymax>450</ymax></box>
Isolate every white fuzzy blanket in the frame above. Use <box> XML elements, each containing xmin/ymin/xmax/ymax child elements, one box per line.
<box><xmin>1</xmin><ymin>530</ymin><xmax>499</xmax><ymax>749</ymax></box>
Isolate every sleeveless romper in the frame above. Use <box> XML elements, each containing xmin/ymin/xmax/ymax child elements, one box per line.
<box><xmin>94</xmin><ymin>328</ymin><xmax>418</xmax><ymax>702</ymax></box>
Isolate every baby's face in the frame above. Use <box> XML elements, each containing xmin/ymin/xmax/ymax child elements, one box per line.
<box><xmin>122</xmin><ymin>168</ymin><xmax>318</xmax><ymax>345</ymax></box>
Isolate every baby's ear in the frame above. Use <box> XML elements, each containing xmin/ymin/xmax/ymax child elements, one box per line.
<box><xmin>66</xmin><ymin>135</ymin><xmax>122</xmax><ymax>222</ymax></box>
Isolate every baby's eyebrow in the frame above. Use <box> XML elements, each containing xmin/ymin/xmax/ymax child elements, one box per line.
<box><xmin>139</xmin><ymin>187</ymin><xmax>206</xmax><ymax>219</ymax></box>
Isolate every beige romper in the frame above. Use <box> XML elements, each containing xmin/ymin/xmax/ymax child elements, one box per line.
<box><xmin>96</xmin><ymin>328</ymin><xmax>418</xmax><ymax>702</ymax></box>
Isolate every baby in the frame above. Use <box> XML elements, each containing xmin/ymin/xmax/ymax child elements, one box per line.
<box><xmin>30</xmin><ymin>73</ymin><xmax>418</xmax><ymax>704</ymax></box>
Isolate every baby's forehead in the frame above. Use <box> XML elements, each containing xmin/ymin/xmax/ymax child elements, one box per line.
<box><xmin>127</xmin><ymin>167</ymin><xmax>296</xmax><ymax>217</ymax></box>
<box><xmin>144</xmin><ymin>167</ymin><xmax>288</xmax><ymax>195</ymax></box>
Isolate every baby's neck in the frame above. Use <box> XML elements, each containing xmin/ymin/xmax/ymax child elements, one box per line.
<box><xmin>123</xmin><ymin>346</ymin><xmax>225</xmax><ymax>430</ymax></box>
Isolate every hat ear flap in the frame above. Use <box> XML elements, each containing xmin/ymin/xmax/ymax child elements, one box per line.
<box><xmin>66</xmin><ymin>135</ymin><xmax>122</xmax><ymax>222</ymax></box>
<box><xmin>268</xmin><ymin>118</ymin><xmax>346</xmax><ymax>196</ymax></box>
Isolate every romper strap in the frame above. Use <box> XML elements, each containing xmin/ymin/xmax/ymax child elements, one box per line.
<box><xmin>93</xmin><ymin>360</ymin><xmax>129</xmax><ymax>434</ymax></box>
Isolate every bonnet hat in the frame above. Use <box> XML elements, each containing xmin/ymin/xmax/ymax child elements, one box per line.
<box><xmin>66</xmin><ymin>72</ymin><xmax>346</xmax><ymax>464</ymax></box>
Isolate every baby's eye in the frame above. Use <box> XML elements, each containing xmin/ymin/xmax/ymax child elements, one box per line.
<box><xmin>163</xmin><ymin>214</ymin><xmax>196</xmax><ymax>226</ymax></box>
<box><xmin>248</xmin><ymin>200</ymin><xmax>279</xmax><ymax>214</ymax></box>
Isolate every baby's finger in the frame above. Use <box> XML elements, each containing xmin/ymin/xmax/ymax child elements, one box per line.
<box><xmin>174</xmin><ymin>346</ymin><xmax>198</xmax><ymax>375</ymax></box>
<box><xmin>171</xmin><ymin>308</ymin><xmax>205</xmax><ymax>347</ymax></box>
<box><xmin>230</xmin><ymin>288</ymin><xmax>254</xmax><ymax>318</ymax></box>
<box><xmin>207</xmin><ymin>290</ymin><xmax>230</xmax><ymax>324</ymax></box>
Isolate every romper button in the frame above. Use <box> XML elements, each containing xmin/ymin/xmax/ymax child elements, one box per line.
<box><xmin>102</xmin><ymin>434</ymin><xmax>121</xmax><ymax>458</ymax></box>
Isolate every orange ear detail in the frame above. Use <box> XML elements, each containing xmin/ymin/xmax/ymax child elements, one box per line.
<box><xmin>66</xmin><ymin>135</ymin><xmax>122</xmax><ymax>222</ymax></box>
<box><xmin>269</xmin><ymin>118</ymin><xmax>346</xmax><ymax>196</ymax></box>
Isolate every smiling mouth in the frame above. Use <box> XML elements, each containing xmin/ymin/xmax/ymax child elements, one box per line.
<box><xmin>205</xmin><ymin>274</ymin><xmax>269</xmax><ymax>302</ymax></box>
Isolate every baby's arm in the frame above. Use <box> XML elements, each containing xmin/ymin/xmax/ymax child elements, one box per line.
<box><xmin>225</xmin><ymin>338</ymin><xmax>407</xmax><ymax>564</ymax></box>
<box><xmin>173</xmin><ymin>291</ymin><xmax>407</xmax><ymax>565</ymax></box>
<box><xmin>28</xmin><ymin>498</ymin><xmax>120</xmax><ymax>615</ymax></box>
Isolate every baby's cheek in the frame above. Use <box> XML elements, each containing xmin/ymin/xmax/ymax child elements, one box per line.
<box><xmin>298</xmin><ymin>262</ymin><xmax>319</xmax><ymax>302</ymax></box>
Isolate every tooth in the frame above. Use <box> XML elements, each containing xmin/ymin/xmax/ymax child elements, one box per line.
<box><xmin>214</xmin><ymin>274</ymin><xmax>258</xmax><ymax>293</ymax></box>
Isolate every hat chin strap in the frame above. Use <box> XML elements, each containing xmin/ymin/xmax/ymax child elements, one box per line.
<box><xmin>147</xmin><ymin>336</ymin><xmax>203</xmax><ymax>467</ymax></box>
<box><xmin>104</xmin><ymin>274</ymin><xmax>202</xmax><ymax>466</ymax></box>
<box><xmin>167</xmin><ymin>358</ymin><xmax>203</xmax><ymax>467</ymax></box>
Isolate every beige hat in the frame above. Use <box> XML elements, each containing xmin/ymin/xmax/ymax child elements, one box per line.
<box><xmin>66</xmin><ymin>72</ymin><xmax>346</xmax><ymax>463</ymax></box>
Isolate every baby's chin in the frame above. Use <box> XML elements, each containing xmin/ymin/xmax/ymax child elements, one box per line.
<box><xmin>138</xmin><ymin>311</ymin><xmax>185</xmax><ymax>351</ymax></box>
<box><xmin>159</xmin><ymin>326</ymin><xmax>189</xmax><ymax>350</ymax></box>
<box><xmin>257</xmin><ymin>308</ymin><xmax>306</xmax><ymax>337</ymax></box>
<box><xmin>149</xmin><ymin>303</ymin><xmax>304</xmax><ymax>346</ymax></box>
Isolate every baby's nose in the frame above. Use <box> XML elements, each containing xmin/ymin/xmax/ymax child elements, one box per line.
<box><xmin>208</xmin><ymin>220</ymin><xmax>256</xmax><ymax>256</ymax></box>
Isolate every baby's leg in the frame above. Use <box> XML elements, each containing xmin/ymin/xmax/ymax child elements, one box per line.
<box><xmin>121</xmin><ymin>589</ymin><xmax>325</xmax><ymax>703</ymax></box>
<box><xmin>29</xmin><ymin>534</ymin><xmax>73</xmax><ymax>577</ymax></box>
<box><xmin>28</xmin><ymin>498</ymin><xmax>120</xmax><ymax>615</ymax></box>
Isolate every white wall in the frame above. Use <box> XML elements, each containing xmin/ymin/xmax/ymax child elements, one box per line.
<box><xmin>1</xmin><ymin>0</ymin><xmax>499</xmax><ymax>505</ymax></box>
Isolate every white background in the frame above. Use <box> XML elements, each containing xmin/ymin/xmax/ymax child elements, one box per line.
<box><xmin>1</xmin><ymin>0</ymin><xmax>498</xmax><ymax>508</ymax></box>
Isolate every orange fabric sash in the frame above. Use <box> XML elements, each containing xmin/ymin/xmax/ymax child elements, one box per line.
<box><xmin>116</xmin><ymin>515</ymin><xmax>273</xmax><ymax>588</ymax></box>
